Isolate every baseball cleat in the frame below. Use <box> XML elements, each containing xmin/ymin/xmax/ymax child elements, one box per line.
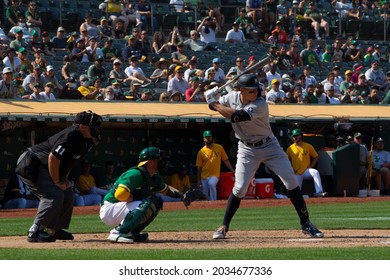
<box><xmin>107</xmin><ymin>228</ymin><xmax>134</xmax><ymax>243</ymax></box>
<box><xmin>302</xmin><ymin>221</ymin><xmax>324</xmax><ymax>238</ymax></box>
<box><xmin>213</xmin><ymin>225</ymin><xmax>228</xmax><ymax>239</ymax></box>
<box><xmin>54</xmin><ymin>229</ymin><xmax>74</xmax><ymax>240</ymax></box>
<box><xmin>313</xmin><ymin>192</ymin><xmax>328</xmax><ymax>197</ymax></box>
<box><xmin>132</xmin><ymin>232</ymin><xmax>149</xmax><ymax>242</ymax></box>
<box><xmin>27</xmin><ymin>230</ymin><xmax>56</xmax><ymax>243</ymax></box>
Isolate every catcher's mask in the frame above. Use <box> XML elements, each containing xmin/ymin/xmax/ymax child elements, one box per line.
<box><xmin>74</xmin><ymin>110</ymin><xmax>103</xmax><ymax>138</ymax></box>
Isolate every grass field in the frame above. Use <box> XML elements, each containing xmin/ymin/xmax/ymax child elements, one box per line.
<box><xmin>0</xmin><ymin>201</ymin><xmax>389</xmax><ymax>260</ymax></box>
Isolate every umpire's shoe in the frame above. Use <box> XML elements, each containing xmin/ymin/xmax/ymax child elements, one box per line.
<box><xmin>27</xmin><ymin>224</ymin><xmax>56</xmax><ymax>243</ymax></box>
<box><xmin>54</xmin><ymin>229</ymin><xmax>74</xmax><ymax>240</ymax></box>
<box><xmin>302</xmin><ymin>221</ymin><xmax>324</xmax><ymax>238</ymax></box>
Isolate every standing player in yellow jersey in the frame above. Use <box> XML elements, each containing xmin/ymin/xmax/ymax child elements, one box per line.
<box><xmin>196</xmin><ymin>130</ymin><xmax>235</xmax><ymax>200</ymax></box>
<box><xmin>286</xmin><ymin>129</ymin><xmax>327</xmax><ymax>197</ymax></box>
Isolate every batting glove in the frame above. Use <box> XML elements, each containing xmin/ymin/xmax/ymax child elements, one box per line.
<box><xmin>204</xmin><ymin>86</ymin><xmax>220</xmax><ymax>104</ymax></box>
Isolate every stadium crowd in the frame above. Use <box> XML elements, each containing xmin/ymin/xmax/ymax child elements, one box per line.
<box><xmin>0</xmin><ymin>0</ymin><xmax>388</xmax><ymax>104</ymax></box>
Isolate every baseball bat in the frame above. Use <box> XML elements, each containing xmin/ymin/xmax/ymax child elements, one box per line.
<box><xmin>218</xmin><ymin>55</ymin><xmax>271</xmax><ymax>93</ymax></box>
<box><xmin>366</xmin><ymin>137</ymin><xmax>374</xmax><ymax>190</ymax></box>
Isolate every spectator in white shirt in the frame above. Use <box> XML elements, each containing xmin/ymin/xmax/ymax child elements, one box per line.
<box><xmin>225</xmin><ymin>22</ymin><xmax>246</xmax><ymax>43</ymax></box>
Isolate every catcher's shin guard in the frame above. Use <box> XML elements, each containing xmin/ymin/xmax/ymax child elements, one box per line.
<box><xmin>287</xmin><ymin>187</ymin><xmax>310</xmax><ymax>226</ymax></box>
<box><xmin>117</xmin><ymin>195</ymin><xmax>163</xmax><ymax>234</ymax></box>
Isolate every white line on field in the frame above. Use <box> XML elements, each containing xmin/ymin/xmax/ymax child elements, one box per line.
<box><xmin>319</xmin><ymin>217</ymin><xmax>390</xmax><ymax>221</ymax></box>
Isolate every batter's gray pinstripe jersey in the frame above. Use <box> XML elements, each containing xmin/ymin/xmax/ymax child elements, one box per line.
<box><xmin>218</xmin><ymin>92</ymin><xmax>275</xmax><ymax>143</ymax></box>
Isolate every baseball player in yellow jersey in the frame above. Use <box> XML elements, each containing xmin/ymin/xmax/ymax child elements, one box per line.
<box><xmin>286</xmin><ymin>129</ymin><xmax>327</xmax><ymax>197</ymax></box>
<box><xmin>196</xmin><ymin>130</ymin><xmax>235</xmax><ymax>200</ymax></box>
<box><xmin>205</xmin><ymin>74</ymin><xmax>324</xmax><ymax>239</ymax></box>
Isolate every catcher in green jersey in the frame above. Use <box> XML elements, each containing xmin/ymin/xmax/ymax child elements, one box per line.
<box><xmin>99</xmin><ymin>146</ymin><xmax>184</xmax><ymax>243</ymax></box>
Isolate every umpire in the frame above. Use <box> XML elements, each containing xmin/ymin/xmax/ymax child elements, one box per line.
<box><xmin>15</xmin><ymin>110</ymin><xmax>103</xmax><ymax>242</ymax></box>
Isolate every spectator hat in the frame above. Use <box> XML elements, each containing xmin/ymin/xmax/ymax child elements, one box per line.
<box><xmin>42</xmin><ymin>31</ymin><xmax>49</xmax><ymax>37</ymax></box>
<box><xmin>354</xmin><ymin>132</ymin><xmax>363</xmax><ymax>138</ymax></box>
<box><xmin>374</xmin><ymin>44</ymin><xmax>381</xmax><ymax>49</ymax></box>
<box><xmin>282</xmin><ymin>74</ymin><xmax>291</xmax><ymax>81</ymax></box>
<box><xmin>345</xmin><ymin>70</ymin><xmax>352</xmax><ymax>75</ymax></box>
<box><xmin>346</xmin><ymin>135</ymin><xmax>353</xmax><ymax>141</ymax></box>
<box><xmin>57</xmin><ymin>27</ymin><xmax>65</xmax><ymax>32</ymax></box>
<box><xmin>31</xmin><ymin>29</ymin><xmax>38</xmax><ymax>36</ymax></box>
<box><xmin>15</xmin><ymin>28</ymin><xmax>23</xmax><ymax>33</ymax></box>
<box><xmin>18</xmin><ymin>47</ymin><xmax>27</xmax><ymax>53</ymax></box>
<box><xmin>212</xmin><ymin>58</ymin><xmax>220</xmax><ymax>63</ymax></box>
<box><xmin>127</xmin><ymin>35</ymin><xmax>136</xmax><ymax>40</ymax></box>
<box><xmin>111</xmin><ymin>80</ymin><xmax>121</xmax><ymax>85</ymax></box>
<box><xmin>190</xmin><ymin>76</ymin><xmax>200</xmax><ymax>82</ymax></box>
<box><xmin>113</xmin><ymin>58</ymin><xmax>122</xmax><ymax>65</ymax></box>
<box><xmin>354</xmin><ymin>64</ymin><xmax>363</xmax><ymax>71</ymax></box>
<box><xmin>295</xmin><ymin>27</ymin><xmax>302</xmax><ymax>31</ymax></box>
<box><xmin>46</xmin><ymin>65</ymin><xmax>54</xmax><ymax>71</ymax></box>
<box><xmin>249</xmin><ymin>55</ymin><xmax>256</xmax><ymax>61</ymax></box>
<box><xmin>332</xmin><ymin>65</ymin><xmax>340</xmax><ymax>70</ymax></box>
<box><xmin>293</xmin><ymin>0</ymin><xmax>299</xmax><ymax>4</ymax></box>
<box><xmin>324</xmin><ymin>84</ymin><xmax>334</xmax><ymax>91</ymax></box>
<box><xmin>155</xmin><ymin>57</ymin><xmax>170</xmax><ymax>68</ymax></box>
<box><xmin>76</xmin><ymin>38</ymin><xmax>84</xmax><ymax>44</ymax></box>
<box><xmin>100</xmin><ymin>16</ymin><xmax>108</xmax><ymax>21</ymax></box>
<box><xmin>351</xmin><ymin>40</ymin><xmax>358</xmax><ymax>45</ymax></box>
<box><xmin>2</xmin><ymin>67</ymin><xmax>12</xmax><ymax>74</ymax></box>
<box><xmin>304</xmin><ymin>65</ymin><xmax>311</xmax><ymax>70</ymax></box>
<box><xmin>45</xmin><ymin>82</ymin><xmax>54</xmax><ymax>87</ymax></box>
<box><xmin>95</xmin><ymin>55</ymin><xmax>104</xmax><ymax>61</ymax></box>
<box><xmin>33</xmin><ymin>65</ymin><xmax>41</xmax><ymax>70</ymax></box>
<box><xmin>359</xmin><ymin>73</ymin><xmax>366</xmax><ymax>78</ymax></box>
<box><xmin>376</xmin><ymin>137</ymin><xmax>384</xmax><ymax>143</ymax></box>
<box><xmin>232</xmin><ymin>21</ymin><xmax>239</xmax><ymax>26</ymax></box>
<box><xmin>367</xmin><ymin>46</ymin><xmax>374</xmax><ymax>52</ymax></box>
<box><xmin>33</xmin><ymin>82</ymin><xmax>42</xmax><ymax>87</ymax></box>
<box><xmin>129</xmin><ymin>55</ymin><xmax>138</xmax><ymax>61</ymax></box>
<box><xmin>271</xmin><ymin>78</ymin><xmax>280</xmax><ymax>84</ymax></box>
<box><xmin>203</xmin><ymin>130</ymin><xmax>213</xmax><ymax>137</ymax></box>
<box><xmin>175</xmin><ymin>65</ymin><xmax>184</xmax><ymax>72</ymax></box>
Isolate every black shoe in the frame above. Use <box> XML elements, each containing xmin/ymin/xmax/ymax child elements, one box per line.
<box><xmin>302</xmin><ymin>221</ymin><xmax>324</xmax><ymax>238</ymax></box>
<box><xmin>54</xmin><ymin>229</ymin><xmax>74</xmax><ymax>240</ymax></box>
<box><xmin>27</xmin><ymin>230</ymin><xmax>56</xmax><ymax>243</ymax></box>
<box><xmin>132</xmin><ymin>232</ymin><xmax>149</xmax><ymax>242</ymax></box>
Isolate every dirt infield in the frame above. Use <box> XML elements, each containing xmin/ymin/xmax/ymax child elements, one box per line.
<box><xmin>1</xmin><ymin>197</ymin><xmax>390</xmax><ymax>249</ymax></box>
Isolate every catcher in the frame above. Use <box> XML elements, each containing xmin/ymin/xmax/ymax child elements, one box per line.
<box><xmin>99</xmin><ymin>146</ymin><xmax>205</xmax><ymax>243</ymax></box>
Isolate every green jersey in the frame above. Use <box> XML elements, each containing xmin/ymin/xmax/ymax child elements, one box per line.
<box><xmin>102</xmin><ymin>167</ymin><xmax>166</xmax><ymax>204</ymax></box>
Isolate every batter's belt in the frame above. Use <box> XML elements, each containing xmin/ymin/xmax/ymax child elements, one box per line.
<box><xmin>240</xmin><ymin>137</ymin><xmax>272</xmax><ymax>147</ymax></box>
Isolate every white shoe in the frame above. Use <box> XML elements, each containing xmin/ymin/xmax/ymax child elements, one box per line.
<box><xmin>213</xmin><ymin>225</ymin><xmax>228</xmax><ymax>239</ymax></box>
<box><xmin>107</xmin><ymin>228</ymin><xmax>134</xmax><ymax>243</ymax></box>
<box><xmin>368</xmin><ymin>189</ymin><xmax>380</xmax><ymax>197</ymax></box>
<box><xmin>358</xmin><ymin>189</ymin><xmax>368</xmax><ymax>197</ymax></box>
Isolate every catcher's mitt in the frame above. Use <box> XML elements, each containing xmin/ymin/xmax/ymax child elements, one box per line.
<box><xmin>182</xmin><ymin>189</ymin><xmax>207</xmax><ymax>206</ymax></box>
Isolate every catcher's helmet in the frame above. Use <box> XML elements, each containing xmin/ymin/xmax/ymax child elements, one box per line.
<box><xmin>236</xmin><ymin>74</ymin><xmax>259</xmax><ymax>89</ymax></box>
<box><xmin>138</xmin><ymin>147</ymin><xmax>161</xmax><ymax>166</ymax></box>
<box><xmin>291</xmin><ymin>129</ymin><xmax>302</xmax><ymax>137</ymax></box>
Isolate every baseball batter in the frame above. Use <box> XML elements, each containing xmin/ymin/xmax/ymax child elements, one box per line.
<box><xmin>99</xmin><ymin>147</ymin><xmax>184</xmax><ymax>243</ymax></box>
<box><xmin>205</xmin><ymin>74</ymin><xmax>324</xmax><ymax>239</ymax></box>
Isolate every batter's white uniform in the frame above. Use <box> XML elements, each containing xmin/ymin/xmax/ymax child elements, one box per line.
<box><xmin>218</xmin><ymin>92</ymin><xmax>299</xmax><ymax>198</ymax></box>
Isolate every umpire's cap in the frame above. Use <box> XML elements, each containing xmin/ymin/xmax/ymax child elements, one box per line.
<box><xmin>291</xmin><ymin>129</ymin><xmax>302</xmax><ymax>137</ymax></box>
<box><xmin>74</xmin><ymin>110</ymin><xmax>103</xmax><ymax>128</ymax></box>
<box><xmin>138</xmin><ymin>147</ymin><xmax>161</xmax><ymax>166</ymax></box>
<box><xmin>236</xmin><ymin>74</ymin><xmax>259</xmax><ymax>89</ymax></box>
<box><xmin>203</xmin><ymin>130</ymin><xmax>213</xmax><ymax>137</ymax></box>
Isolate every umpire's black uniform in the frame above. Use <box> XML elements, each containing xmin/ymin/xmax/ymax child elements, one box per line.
<box><xmin>16</xmin><ymin>111</ymin><xmax>102</xmax><ymax>242</ymax></box>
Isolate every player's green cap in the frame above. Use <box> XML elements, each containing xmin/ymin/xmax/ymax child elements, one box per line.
<box><xmin>291</xmin><ymin>129</ymin><xmax>302</xmax><ymax>137</ymax></box>
<box><xmin>203</xmin><ymin>130</ymin><xmax>213</xmax><ymax>138</ymax></box>
<box><xmin>138</xmin><ymin>147</ymin><xmax>160</xmax><ymax>166</ymax></box>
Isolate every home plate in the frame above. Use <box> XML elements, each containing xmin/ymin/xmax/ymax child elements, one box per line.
<box><xmin>286</xmin><ymin>238</ymin><xmax>325</xmax><ymax>242</ymax></box>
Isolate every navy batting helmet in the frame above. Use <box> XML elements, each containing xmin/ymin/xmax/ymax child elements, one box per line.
<box><xmin>236</xmin><ymin>74</ymin><xmax>259</xmax><ymax>89</ymax></box>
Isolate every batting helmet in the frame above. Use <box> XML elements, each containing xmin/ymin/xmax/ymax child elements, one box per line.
<box><xmin>138</xmin><ymin>147</ymin><xmax>161</xmax><ymax>166</ymax></box>
<box><xmin>236</xmin><ymin>74</ymin><xmax>259</xmax><ymax>89</ymax></box>
<box><xmin>291</xmin><ymin>129</ymin><xmax>302</xmax><ymax>137</ymax></box>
